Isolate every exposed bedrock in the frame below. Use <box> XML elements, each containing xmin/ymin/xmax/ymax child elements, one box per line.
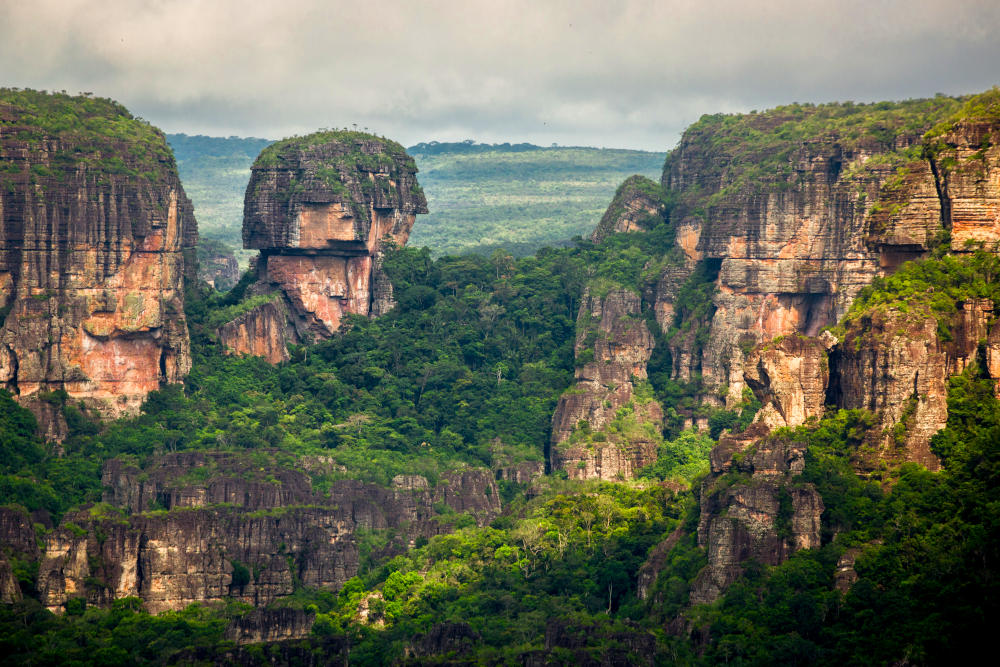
<box><xmin>829</xmin><ymin>298</ymin><xmax>1000</xmax><ymax>472</ymax></box>
<box><xmin>37</xmin><ymin>451</ymin><xmax>499</xmax><ymax>613</ymax></box>
<box><xmin>590</xmin><ymin>174</ymin><xmax>665</xmax><ymax>243</ymax></box>
<box><xmin>689</xmin><ymin>427</ymin><xmax>824</xmax><ymax>604</ymax></box>
<box><xmin>219</xmin><ymin>132</ymin><xmax>427</xmax><ymax>359</ymax></box>
<box><xmin>0</xmin><ymin>91</ymin><xmax>197</xmax><ymax>436</ymax></box>
<box><xmin>550</xmin><ymin>286</ymin><xmax>663</xmax><ymax>480</ymax></box>
<box><xmin>744</xmin><ymin>333</ymin><xmax>834</xmax><ymax>430</ymax></box>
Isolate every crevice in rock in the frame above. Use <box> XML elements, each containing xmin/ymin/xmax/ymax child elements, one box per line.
<box><xmin>928</xmin><ymin>156</ymin><xmax>952</xmax><ymax>233</ymax></box>
<box><xmin>6</xmin><ymin>346</ymin><xmax>19</xmax><ymax>395</ymax></box>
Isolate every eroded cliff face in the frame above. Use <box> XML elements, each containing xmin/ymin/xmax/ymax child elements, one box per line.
<box><xmin>661</xmin><ymin>131</ymin><xmax>923</xmax><ymax>407</ymax></box>
<box><xmin>218</xmin><ymin>132</ymin><xmax>427</xmax><ymax>359</ymax></box>
<box><xmin>623</xmin><ymin>98</ymin><xmax>1000</xmax><ymax>609</ymax></box>
<box><xmin>689</xmin><ymin>427</ymin><xmax>824</xmax><ymax>604</ymax></box>
<box><xmin>37</xmin><ymin>451</ymin><xmax>499</xmax><ymax>614</ymax></box>
<box><xmin>0</xmin><ymin>91</ymin><xmax>196</xmax><ymax>436</ymax></box>
<box><xmin>744</xmin><ymin>333</ymin><xmax>833</xmax><ymax>430</ymax></box>
<box><xmin>216</xmin><ymin>299</ymin><xmax>291</xmax><ymax>364</ymax></box>
<box><xmin>0</xmin><ymin>506</ymin><xmax>39</xmax><ymax>603</ymax></box>
<box><xmin>550</xmin><ymin>286</ymin><xmax>663</xmax><ymax>480</ymax></box>
<box><xmin>829</xmin><ymin>298</ymin><xmax>1000</xmax><ymax>472</ymax></box>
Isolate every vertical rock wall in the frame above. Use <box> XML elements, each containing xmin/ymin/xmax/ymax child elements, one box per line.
<box><xmin>0</xmin><ymin>90</ymin><xmax>197</xmax><ymax>437</ymax></box>
<box><xmin>550</xmin><ymin>286</ymin><xmax>663</xmax><ymax>480</ymax></box>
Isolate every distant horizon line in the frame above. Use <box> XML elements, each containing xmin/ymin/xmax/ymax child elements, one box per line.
<box><xmin>164</xmin><ymin>132</ymin><xmax>668</xmax><ymax>155</ymax></box>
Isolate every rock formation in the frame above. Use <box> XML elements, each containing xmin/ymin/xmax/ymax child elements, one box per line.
<box><xmin>0</xmin><ymin>506</ymin><xmax>39</xmax><ymax>603</ymax></box>
<box><xmin>197</xmin><ymin>241</ymin><xmax>241</xmax><ymax>291</ymax></box>
<box><xmin>37</xmin><ymin>451</ymin><xmax>499</xmax><ymax>613</ymax></box>
<box><xmin>744</xmin><ymin>333</ymin><xmax>833</xmax><ymax>430</ymax></box>
<box><xmin>590</xmin><ymin>175</ymin><xmax>665</xmax><ymax>243</ymax></box>
<box><xmin>829</xmin><ymin>298</ymin><xmax>1000</xmax><ymax>472</ymax></box>
<box><xmin>689</xmin><ymin>426</ymin><xmax>824</xmax><ymax>604</ymax></box>
<box><xmin>218</xmin><ymin>131</ymin><xmax>426</xmax><ymax>359</ymax></box>
<box><xmin>0</xmin><ymin>90</ymin><xmax>197</xmax><ymax>437</ymax></box>
<box><xmin>550</xmin><ymin>285</ymin><xmax>663</xmax><ymax>480</ymax></box>
<box><xmin>613</xmin><ymin>95</ymin><xmax>1000</xmax><ymax>607</ymax></box>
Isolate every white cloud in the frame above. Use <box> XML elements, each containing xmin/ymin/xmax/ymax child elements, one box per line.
<box><xmin>1</xmin><ymin>0</ymin><xmax>998</xmax><ymax>149</ymax></box>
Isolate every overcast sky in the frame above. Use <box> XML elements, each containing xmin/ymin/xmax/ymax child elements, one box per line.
<box><xmin>2</xmin><ymin>0</ymin><xmax>999</xmax><ymax>151</ymax></box>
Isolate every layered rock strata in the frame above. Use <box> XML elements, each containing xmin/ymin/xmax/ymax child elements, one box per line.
<box><xmin>0</xmin><ymin>91</ymin><xmax>197</xmax><ymax>436</ymax></box>
<box><xmin>216</xmin><ymin>299</ymin><xmax>292</xmax><ymax>364</ymax></box>
<box><xmin>550</xmin><ymin>286</ymin><xmax>663</xmax><ymax>480</ymax></box>
<box><xmin>38</xmin><ymin>451</ymin><xmax>500</xmax><ymax>613</ymax></box>
<box><xmin>689</xmin><ymin>426</ymin><xmax>824</xmax><ymax>604</ymax></box>
<box><xmin>744</xmin><ymin>333</ymin><xmax>833</xmax><ymax>430</ymax></box>
<box><xmin>655</xmin><ymin>101</ymin><xmax>976</xmax><ymax>412</ymax></box>
<box><xmin>620</xmin><ymin>96</ymin><xmax>1000</xmax><ymax>613</ymax></box>
<box><xmin>829</xmin><ymin>298</ymin><xmax>1000</xmax><ymax>471</ymax></box>
<box><xmin>219</xmin><ymin>132</ymin><xmax>426</xmax><ymax>359</ymax></box>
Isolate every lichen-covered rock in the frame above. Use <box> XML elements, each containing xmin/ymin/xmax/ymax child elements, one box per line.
<box><xmin>550</xmin><ymin>286</ymin><xmax>663</xmax><ymax>480</ymax></box>
<box><xmin>38</xmin><ymin>452</ymin><xmax>500</xmax><ymax>613</ymax></box>
<box><xmin>217</xmin><ymin>131</ymin><xmax>427</xmax><ymax>352</ymax></box>
<box><xmin>590</xmin><ymin>175</ymin><xmax>664</xmax><ymax>243</ymax></box>
<box><xmin>0</xmin><ymin>90</ymin><xmax>196</xmax><ymax>436</ymax></box>
<box><xmin>689</xmin><ymin>428</ymin><xmax>823</xmax><ymax>604</ymax></box>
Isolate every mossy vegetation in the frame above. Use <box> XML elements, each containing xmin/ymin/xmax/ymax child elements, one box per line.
<box><xmin>670</xmin><ymin>95</ymin><xmax>964</xmax><ymax>210</ymax></box>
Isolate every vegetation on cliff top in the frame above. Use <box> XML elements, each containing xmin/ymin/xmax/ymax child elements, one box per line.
<box><xmin>2</xmin><ymin>90</ymin><xmax>1000</xmax><ymax>664</ymax></box>
<box><xmin>252</xmin><ymin>129</ymin><xmax>413</xmax><ymax>170</ymax></box>
<box><xmin>925</xmin><ymin>86</ymin><xmax>1000</xmax><ymax>140</ymax></box>
<box><xmin>669</xmin><ymin>94</ymin><xmax>965</xmax><ymax>208</ymax></box>
<box><xmin>0</xmin><ymin>88</ymin><xmax>174</xmax><ymax>176</ymax></box>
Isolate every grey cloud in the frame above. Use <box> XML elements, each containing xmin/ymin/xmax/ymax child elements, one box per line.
<box><xmin>1</xmin><ymin>0</ymin><xmax>998</xmax><ymax>150</ymax></box>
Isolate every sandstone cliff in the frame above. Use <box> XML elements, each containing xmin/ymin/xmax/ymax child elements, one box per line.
<box><xmin>0</xmin><ymin>506</ymin><xmax>39</xmax><ymax>603</ymax></box>
<box><xmin>620</xmin><ymin>95</ymin><xmax>1000</xmax><ymax>608</ymax></box>
<box><xmin>37</xmin><ymin>451</ymin><xmax>499</xmax><ymax>614</ymax></box>
<box><xmin>550</xmin><ymin>285</ymin><xmax>664</xmax><ymax>480</ymax></box>
<box><xmin>0</xmin><ymin>90</ymin><xmax>197</xmax><ymax>437</ymax></box>
<box><xmin>658</xmin><ymin>104</ymin><xmax>954</xmax><ymax>409</ymax></box>
<box><xmin>829</xmin><ymin>298</ymin><xmax>1000</xmax><ymax>472</ymax></box>
<box><xmin>218</xmin><ymin>131</ymin><xmax>427</xmax><ymax>359</ymax></box>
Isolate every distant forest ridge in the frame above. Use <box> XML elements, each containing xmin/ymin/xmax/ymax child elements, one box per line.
<box><xmin>166</xmin><ymin>133</ymin><xmax>667</xmax><ymax>259</ymax></box>
<box><xmin>407</xmin><ymin>140</ymin><xmax>661</xmax><ymax>155</ymax></box>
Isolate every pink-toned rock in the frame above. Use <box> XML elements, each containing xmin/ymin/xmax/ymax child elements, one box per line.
<box><xmin>219</xmin><ymin>132</ymin><xmax>426</xmax><ymax>356</ymax></box>
<box><xmin>0</xmin><ymin>92</ymin><xmax>196</xmax><ymax>436</ymax></box>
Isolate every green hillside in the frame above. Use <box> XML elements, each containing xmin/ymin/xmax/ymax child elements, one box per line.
<box><xmin>167</xmin><ymin>135</ymin><xmax>665</xmax><ymax>260</ymax></box>
<box><xmin>407</xmin><ymin>141</ymin><xmax>666</xmax><ymax>256</ymax></box>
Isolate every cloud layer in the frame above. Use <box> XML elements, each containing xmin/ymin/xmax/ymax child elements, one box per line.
<box><xmin>2</xmin><ymin>0</ymin><xmax>998</xmax><ymax>150</ymax></box>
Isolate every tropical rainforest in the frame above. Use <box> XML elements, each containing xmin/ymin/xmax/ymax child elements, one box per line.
<box><xmin>1</xmin><ymin>87</ymin><xmax>999</xmax><ymax>665</ymax></box>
